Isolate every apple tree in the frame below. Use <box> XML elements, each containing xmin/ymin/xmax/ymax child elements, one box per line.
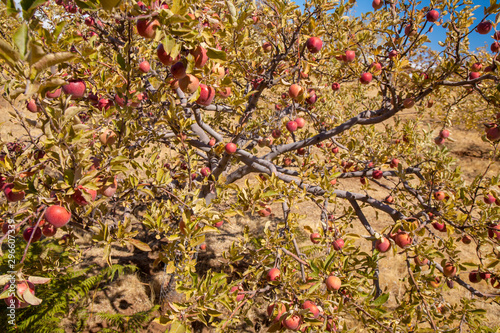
<box><xmin>0</xmin><ymin>0</ymin><xmax>500</xmax><ymax>331</ymax></box>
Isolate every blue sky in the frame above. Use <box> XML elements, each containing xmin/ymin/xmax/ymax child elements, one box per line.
<box><xmin>293</xmin><ymin>0</ymin><xmax>496</xmax><ymax>52</ymax></box>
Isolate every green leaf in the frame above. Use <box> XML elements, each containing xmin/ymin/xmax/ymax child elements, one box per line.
<box><xmin>487</xmin><ymin>260</ymin><xmax>500</xmax><ymax>269</ymax></box>
<box><xmin>99</xmin><ymin>0</ymin><xmax>121</xmax><ymax>11</ymax></box>
<box><xmin>225</xmin><ymin>0</ymin><xmax>237</xmax><ymax>18</ymax></box>
<box><xmin>116</xmin><ymin>52</ymin><xmax>126</xmax><ymax>70</ymax></box>
<box><xmin>64</xmin><ymin>106</ymin><xmax>84</xmax><ymax>122</ymax></box>
<box><xmin>22</xmin><ymin>288</ymin><xmax>42</xmax><ymax>305</ymax></box>
<box><xmin>13</xmin><ymin>23</ymin><xmax>29</xmax><ymax>60</ymax></box>
<box><xmin>127</xmin><ymin>238</ymin><xmax>152</xmax><ymax>252</ymax></box>
<box><xmin>53</xmin><ymin>21</ymin><xmax>68</xmax><ymax>40</ymax></box>
<box><xmin>0</xmin><ymin>287</ymin><xmax>11</xmax><ymax>299</ymax></box>
<box><xmin>0</xmin><ymin>275</ymin><xmax>10</xmax><ymax>286</ymax></box>
<box><xmin>75</xmin><ymin>0</ymin><xmax>99</xmax><ymax>9</ymax></box>
<box><xmin>4</xmin><ymin>0</ymin><xmax>18</xmax><ymax>17</ymax></box>
<box><xmin>372</xmin><ymin>293</ymin><xmax>389</xmax><ymax>306</ymax></box>
<box><xmin>32</xmin><ymin>52</ymin><xmax>75</xmax><ymax>74</ymax></box>
<box><xmin>206</xmin><ymin>47</ymin><xmax>227</xmax><ymax>61</ymax></box>
<box><xmin>27</xmin><ymin>276</ymin><xmax>51</xmax><ymax>284</ymax></box>
<box><xmin>0</xmin><ymin>39</ymin><xmax>19</xmax><ymax>68</ymax></box>
<box><xmin>20</xmin><ymin>0</ymin><xmax>45</xmax><ymax>12</ymax></box>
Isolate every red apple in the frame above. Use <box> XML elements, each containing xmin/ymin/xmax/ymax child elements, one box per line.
<box><xmin>403</xmin><ymin>98</ymin><xmax>414</xmax><ymax>108</ymax></box>
<box><xmin>267</xmin><ymin>268</ymin><xmax>280</xmax><ymax>281</ymax></box>
<box><xmin>469</xmin><ymin>270</ymin><xmax>482</xmax><ymax>283</ymax></box>
<box><xmin>310</xmin><ymin>232</ymin><xmax>321</xmax><ymax>244</ymax></box>
<box><xmin>360</xmin><ymin>72</ymin><xmax>372</xmax><ymax>84</ymax></box>
<box><xmin>404</xmin><ymin>24</ymin><xmax>416</xmax><ymax>36</ymax></box>
<box><xmin>302</xmin><ymin>300</ymin><xmax>320</xmax><ymax>318</ymax></box>
<box><xmin>390</xmin><ymin>158</ymin><xmax>399</xmax><ymax>168</ymax></box>
<box><xmin>439</xmin><ymin>129</ymin><xmax>450</xmax><ymax>138</ymax></box>
<box><xmin>375</xmin><ymin>237</ymin><xmax>391</xmax><ymax>252</ymax></box>
<box><xmin>394</xmin><ymin>232</ymin><xmax>412</xmax><ymax>248</ymax></box>
<box><xmin>414</xmin><ymin>256</ymin><xmax>429</xmax><ymax>266</ymax></box>
<box><xmin>305</xmin><ymin>91</ymin><xmax>317</xmax><ymax>104</ymax></box>
<box><xmin>46</xmin><ymin>88</ymin><xmax>62</xmax><ymax>98</ymax></box>
<box><xmin>372</xmin><ymin>170</ymin><xmax>383</xmax><ymax>179</ymax></box>
<box><xmin>332</xmin><ymin>238</ymin><xmax>344</xmax><ymax>251</ymax></box>
<box><xmin>3</xmin><ymin>183</ymin><xmax>25</xmax><ymax>202</ymax></box>
<box><xmin>484</xmin><ymin>194</ymin><xmax>496</xmax><ymax>204</ymax></box>
<box><xmin>432</xmin><ymin>221</ymin><xmax>446</xmax><ymax>232</ymax></box>
<box><xmin>443</xmin><ymin>262</ymin><xmax>456</xmax><ymax>277</ymax></box>
<box><xmin>213</xmin><ymin>220</ymin><xmax>224</xmax><ymax>228</ymax></box>
<box><xmin>434</xmin><ymin>136</ymin><xmax>445</xmax><ymax>145</ymax></box>
<box><xmin>262</xmin><ymin>42</ymin><xmax>272</xmax><ymax>53</ymax></box>
<box><xmin>485</xmin><ymin>42</ymin><xmax>500</xmax><ymax>53</ymax></box>
<box><xmin>371</xmin><ymin>62</ymin><xmax>382</xmax><ymax>72</ymax></box>
<box><xmin>282</xmin><ymin>314</ymin><xmax>301</xmax><ymax>331</ymax></box>
<box><xmin>486</xmin><ymin>126</ymin><xmax>500</xmax><ymax>141</ymax></box>
<box><xmin>462</xmin><ymin>234</ymin><xmax>472</xmax><ymax>244</ymax></box>
<box><xmin>388</xmin><ymin>50</ymin><xmax>398</xmax><ymax>59</ymax></box>
<box><xmin>171</xmin><ymin>61</ymin><xmax>187</xmax><ymax>79</ymax></box>
<box><xmin>372</xmin><ymin>0</ymin><xmax>382</xmax><ymax>10</ymax></box>
<box><xmin>258</xmin><ymin>137</ymin><xmax>273</xmax><ymax>147</ymax></box>
<box><xmin>331</xmin><ymin>82</ymin><xmax>340</xmax><ymax>91</ymax></box>
<box><xmin>23</xmin><ymin>227</ymin><xmax>42</xmax><ymax>242</ymax></box>
<box><xmin>295</xmin><ymin>117</ymin><xmax>306</xmax><ymax>128</ymax></box>
<box><xmin>72</xmin><ymin>185</ymin><xmax>97</xmax><ymax>206</ymax></box>
<box><xmin>267</xmin><ymin>303</ymin><xmax>286</xmax><ymax>322</ymax></box>
<box><xmin>26</xmin><ymin>99</ymin><xmax>38</xmax><ymax>113</ymax></box>
<box><xmin>3</xmin><ymin>281</ymin><xmax>35</xmax><ymax>308</ymax></box>
<box><xmin>62</xmin><ymin>79</ymin><xmax>86</xmax><ymax>98</ymax></box>
<box><xmin>97</xmin><ymin>98</ymin><xmax>112</xmax><ymax>111</ymax></box>
<box><xmin>99</xmin><ymin>129</ymin><xmax>117</xmax><ymax>146</ymax></box>
<box><xmin>286</xmin><ymin>121</ymin><xmax>298</xmax><ymax>132</ymax></box>
<box><xmin>100</xmin><ymin>176</ymin><xmax>117</xmax><ymax>197</ymax></box>
<box><xmin>45</xmin><ymin>205</ymin><xmax>71</xmax><ymax>228</ymax></box>
<box><xmin>433</xmin><ymin>191</ymin><xmax>445</xmax><ymax>201</ymax></box>
<box><xmin>218</xmin><ymin>87</ymin><xmax>231</xmax><ymax>98</ymax></box>
<box><xmin>271</xmin><ymin>129</ymin><xmax>281</xmax><ymax>139</ymax></box>
<box><xmin>42</xmin><ymin>224</ymin><xmax>57</xmax><ymax>237</ymax></box>
<box><xmin>136</xmin><ymin>19</ymin><xmax>160</xmax><ymax>39</ymax></box>
<box><xmin>429</xmin><ymin>276</ymin><xmax>441</xmax><ymax>288</ymax></box>
<box><xmin>212</xmin><ymin>63</ymin><xmax>225</xmax><ymax>79</ymax></box>
<box><xmin>157</xmin><ymin>44</ymin><xmax>179</xmax><ymax>66</ymax></box>
<box><xmin>469</xmin><ymin>71</ymin><xmax>480</xmax><ymax>80</ymax></box>
<box><xmin>476</xmin><ymin>21</ymin><xmax>493</xmax><ymax>34</ymax></box>
<box><xmin>471</xmin><ymin>62</ymin><xmax>482</xmax><ymax>71</ymax></box>
<box><xmin>325</xmin><ymin>275</ymin><xmax>341</xmax><ymax>291</ymax></box>
<box><xmin>344</xmin><ymin>50</ymin><xmax>356</xmax><ymax>62</ymax></box>
<box><xmin>196</xmin><ymin>84</ymin><xmax>216</xmax><ymax>106</ymax></box>
<box><xmin>488</xmin><ymin>224</ymin><xmax>500</xmax><ymax>240</ymax></box>
<box><xmin>200</xmin><ymin>167</ymin><xmax>211</xmax><ymax>177</ymax></box>
<box><xmin>178</xmin><ymin>74</ymin><xmax>200</xmax><ymax>94</ymax></box>
<box><xmin>426</xmin><ymin>10</ymin><xmax>439</xmax><ymax>23</ymax></box>
<box><xmin>306</xmin><ymin>37</ymin><xmax>323</xmax><ymax>53</ymax></box>
<box><xmin>225</xmin><ymin>143</ymin><xmax>237</xmax><ymax>154</ymax></box>
<box><xmin>191</xmin><ymin>46</ymin><xmax>208</xmax><ymax>68</ymax></box>
<box><xmin>139</xmin><ymin>60</ymin><xmax>150</xmax><ymax>73</ymax></box>
<box><xmin>289</xmin><ymin>84</ymin><xmax>303</xmax><ymax>100</ymax></box>
<box><xmin>258</xmin><ymin>206</ymin><xmax>272</xmax><ymax>217</ymax></box>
